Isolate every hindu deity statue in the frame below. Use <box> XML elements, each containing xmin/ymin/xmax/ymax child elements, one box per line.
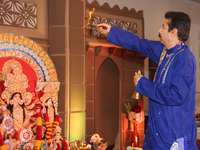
<box><xmin>0</xmin><ymin>59</ymin><xmax>35</xmax><ymax>148</ymax></box>
<box><xmin>0</xmin><ymin>33</ymin><xmax>61</xmax><ymax>149</ymax></box>
<box><xmin>3</xmin><ymin>92</ymin><xmax>30</xmax><ymax>139</ymax></box>
<box><xmin>40</xmin><ymin>83</ymin><xmax>61</xmax><ymax>147</ymax></box>
<box><xmin>44</xmin><ymin>98</ymin><xmax>56</xmax><ymax>124</ymax></box>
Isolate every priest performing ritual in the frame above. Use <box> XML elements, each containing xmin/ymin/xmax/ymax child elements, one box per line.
<box><xmin>97</xmin><ymin>11</ymin><xmax>198</xmax><ymax>150</ymax></box>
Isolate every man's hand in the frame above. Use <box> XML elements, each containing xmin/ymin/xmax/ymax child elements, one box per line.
<box><xmin>133</xmin><ymin>72</ymin><xmax>143</xmax><ymax>87</ymax></box>
<box><xmin>96</xmin><ymin>23</ymin><xmax>111</xmax><ymax>36</ymax></box>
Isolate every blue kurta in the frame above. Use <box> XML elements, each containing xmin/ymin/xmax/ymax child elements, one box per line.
<box><xmin>107</xmin><ymin>27</ymin><xmax>198</xmax><ymax>149</ymax></box>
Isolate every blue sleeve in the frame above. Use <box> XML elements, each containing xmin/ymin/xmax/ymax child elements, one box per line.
<box><xmin>107</xmin><ymin>26</ymin><xmax>164</xmax><ymax>64</ymax></box>
<box><xmin>135</xmin><ymin>52</ymin><xmax>195</xmax><ymax>105</ymax></box>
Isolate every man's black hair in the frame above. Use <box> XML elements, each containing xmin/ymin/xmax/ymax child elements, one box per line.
<box><xmin>165</xmin><ymin>11</ymin><xmax>191</xmax><ymax>42</ymax></box>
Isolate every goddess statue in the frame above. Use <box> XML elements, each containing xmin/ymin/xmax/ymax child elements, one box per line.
<box><xmin>40</xmin><ymin>83</ymin><xmax>61</xmax><ymax>147</ymax></box>
<box><xmin>0</xmin><ymin>59</ymin><xmax>35</xmax><ymax>148</ymax></box>
<box><xmin>0</xmin><ymin>33</ymin><xmax>61</xmax><ymax>149</ymax></box>
<box><xmin>44</xmin><ymin>98</ymin><xmax>56</xmax><ymax>124</ymax></box>
<box><xmin>2</xmin><ymin>92</ymin><xmax>30</xmax><ymax>140</ymax></box>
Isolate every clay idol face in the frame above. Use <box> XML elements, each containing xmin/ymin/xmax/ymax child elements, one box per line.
<box><xmin>13</xmin><ymin>93</ymin><xmax>21</xmax><ymax>105</ymax></box>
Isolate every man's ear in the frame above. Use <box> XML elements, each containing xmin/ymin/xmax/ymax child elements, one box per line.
<box><xmin>171</xmin><ymin>28</ymin><xmax>178</xmax><ymax>36</ymax></box>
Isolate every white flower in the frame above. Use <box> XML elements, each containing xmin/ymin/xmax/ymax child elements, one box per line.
<box><xmin>86</xmin><ymin>144</ymin><xmax>92</xmax><ymax>148</ymax></box>
<box><xmin>129</xmin><ymin>111</ymin><xmax>144</xmax><ymax>123</ymax></box>
<box><xmin>135</xmin><ymin>111</ymin><xmax>145</xmax><ymax>123</ymax></box>
<box><xmin>129</xmin><ymin>111</ymin><xmax>136</xmax><ymax>121</ymax></box>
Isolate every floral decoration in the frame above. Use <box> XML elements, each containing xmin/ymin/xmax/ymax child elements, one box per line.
<box><xmin>124</xmin><ymin>103</ymin><xmax>144</xmax><ymax>123</ymax></box>
<box><xmin>90</xmin><ymin>134</ymin><xmax>101</xmax><ymax>144</ymax></box>
<box><xmin>0</xmin><ymin>0</ymin><xmax>37</xmax><ymax>28</ymax></box>
<box><xmin>90</xmin><ymin>134</ymin><xmax>107</xmax><ymax>150</ymax></box>
<box><xmin>0</xmin><ymin>33</ymin><xmax>59</xmax><ymax>82</ymax></box>
<box><xmin>92</xmin><ymin>16</ymin><xmax>137</xmax><ymax>38</ymax></box>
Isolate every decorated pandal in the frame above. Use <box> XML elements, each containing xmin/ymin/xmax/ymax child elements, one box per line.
<box><xmin>0</xmin><ymin>33</ymin><xmax>68</xmax><ymax>150</ymax></box>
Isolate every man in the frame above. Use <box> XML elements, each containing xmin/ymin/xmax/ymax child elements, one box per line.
<box><xmin>97</xmin><ymin>11</ymin><xmax>198</xmax><ymax>149</ymax></box>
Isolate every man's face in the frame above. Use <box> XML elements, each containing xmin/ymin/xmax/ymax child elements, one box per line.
<box><xmin>158</xmin><ymin>19</ymin><xmax>172</xmax><ymax>46</ymax></box>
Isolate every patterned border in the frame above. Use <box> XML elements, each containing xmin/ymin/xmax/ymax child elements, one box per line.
<box><xmin>0</xmin><ymin>0</ymin><xmax>37</xmax><ymax>29</ymax></box>
<box><xmin>91</xmin><ymin>16</ymin><xmax>137</xmax><ymax>38</ymax></box>
<box><xmin>0</xmin><ymin>33</ymin><xmax>58</xmax><ymax>82</ymax></box>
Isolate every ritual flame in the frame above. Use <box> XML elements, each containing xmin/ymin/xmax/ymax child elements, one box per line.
<box><xmin>89</xmin><ymin>7</ymin><xmax>95</xmax><ymax>19</ymax></box>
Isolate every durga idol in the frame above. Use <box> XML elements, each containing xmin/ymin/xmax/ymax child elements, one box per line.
<box><xmin>2</xmin><ymin>92</ymin><xmax>30</xmax><ymax>140</ymax></box>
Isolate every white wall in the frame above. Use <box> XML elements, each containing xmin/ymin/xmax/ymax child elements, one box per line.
<box><xmin>87</xmin><ymin>0</ymin><xmax>200</xmax><ymax>111</ymax></box>
<box><xmin>190</xmin><ymin>23</ymin><xmax>200</xmax><ymax>110</ymax></box>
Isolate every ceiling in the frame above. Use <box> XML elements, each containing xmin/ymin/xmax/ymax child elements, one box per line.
<box><xmin>187</xmin><ymin>0</ymin><xmax>200</xmax><ymax>4</ymax></box>
<box><xmin>169</xmin><ymin>0</ymin><xmax>200</xmax><ymax>9</ymax></box>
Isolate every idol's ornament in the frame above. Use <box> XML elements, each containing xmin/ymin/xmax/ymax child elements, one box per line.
<box><xmin>83</xmin><ymin>8</ymin><xmax>96</xmax><ymax>29</ymax></box>
<box><xmin>0</xmin><ymin>32</ymin><xmax>71</xmax><ymax>150</ymax></box>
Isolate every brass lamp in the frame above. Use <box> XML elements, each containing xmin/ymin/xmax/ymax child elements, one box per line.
<box><xmin>132</xmin><ymin>70</ymin><xmax>142</xmax><ymax>99</ymax></box>
<box><xmin>83</xmin><ymin>8</ymin><xmax>95</xmax><ymax>29</ymax></box>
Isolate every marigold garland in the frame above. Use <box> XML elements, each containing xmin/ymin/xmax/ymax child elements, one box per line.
<box><xmin>34</xmin><ymin>102</ymin><xmax>42</xmax><ymax>150</ymax></box>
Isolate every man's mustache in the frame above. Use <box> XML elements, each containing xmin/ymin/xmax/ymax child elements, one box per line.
<box><xmin>158</xmin><ymin>33</ymin><xmax>161</xmax><ymax>38</ymax></box>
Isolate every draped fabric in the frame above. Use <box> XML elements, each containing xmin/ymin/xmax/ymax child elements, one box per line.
<box><xmin>0</xmin><ymin>131</ymin><xmax>6</xmax><ymax>150</ymax></box>
<box><xmin>62</xmin><ymin>140</ymin><xmax>68</xmax><ymax>150</ymax></box>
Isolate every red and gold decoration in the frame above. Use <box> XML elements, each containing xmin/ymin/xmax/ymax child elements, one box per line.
<box><xmin>0</xmin><ymin>33</ymin><xmax>63</xmax><ymax>149</ymax></box>
<box><xmin>43</xmin><ymin>113</ymin><xmax>60</xmax><ymax>146</ymax></box>
<box><xmin>23</xmin><ymin>143</ymin><xmax>34</xmax><ymax>150</ymax></box>
<box><xmin>2</xmin><ymin>116</ymin><xmax>14</xmax><ymax>132</ymax></box>
<box><xmin>3</xmin><ymin>139</ymin><xmax>13</xmax><ymax>150</ymax></box>
<box><xmin>0</xmin><ymin>131</ymin><xmax>6</xmax><ymax>150</ymax></box>
<box><xmin>20</xmin><ymin>129</ymin><xmax>32</xmax><ymax>142</ymax></box>
<box><xmin>62</xmin><ymin>139</ymin><xmax>68</xmax><ymax>150</ymax></box>
<box><xmin>34</xmin><ymin>101</ymin><xmax>42</xmax><ymax>150</ymax></box>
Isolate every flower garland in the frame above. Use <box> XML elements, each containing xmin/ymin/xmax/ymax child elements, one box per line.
<box><xmin>34</xmin><ymin>101</ymin><xmax>42</xmax><ymax>150</ymax></box>
<box><xmin>44</xmin><ymin>113</ymin><xmax>60</xmax><ymax>147</ymax></box>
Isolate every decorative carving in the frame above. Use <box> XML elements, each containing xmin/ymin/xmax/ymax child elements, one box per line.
<box><xmin>0</xmin><ymin>0</ymin><xmax>37</xmax><ymax>29</ymax></box>
<box><xmin>0</xmin><ymin>33</ymin><xmax>58</xmax><ymax>82</ymax></box>
<box><xmin>36</xmin><ymin>81</ymin><xmax>60</xmax><ymax>105</ymax></box>
<box><xmin>1</xmin><ymin>59</ymin><xmax>29</xmax><ymax>100</ymax></box>
<box><xmin>91</xmin><ymin>16</ymin><xmax>137</xmax><ymax>38</ymax></box>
